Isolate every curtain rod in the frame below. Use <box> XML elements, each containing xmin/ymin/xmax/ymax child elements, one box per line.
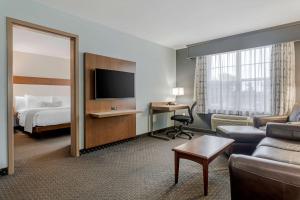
<box><xmin>186</xmin><ymin>40</ymin><xmax>300</xmax><ymax>60</ymax></box>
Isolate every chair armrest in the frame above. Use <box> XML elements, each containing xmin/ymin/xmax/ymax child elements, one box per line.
<box><xmin>253</xmin><ymin>115</ymin><xmax>288</xmax><ymax>128</ymax></box>
<box><xmin>266</xmin><ymin>123</ymin><xmax>300</xmax><ymax>141</ymax></box>
<box><xmin>229</xmin><ymin>154</ymin><xmax>300</xmax><ymax>200</ymax></box>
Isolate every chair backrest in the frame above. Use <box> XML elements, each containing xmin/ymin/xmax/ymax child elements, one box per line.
<box><xmin>188</xmin><ymin>102</ymin><xmax>197</xmax><ymax>124</ymax></box>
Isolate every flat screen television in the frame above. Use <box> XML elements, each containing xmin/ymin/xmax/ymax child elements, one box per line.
<box><xmin>95</xmin><ymin>68</ymin><xmax>135</xmax><ymax>99</ymax></box>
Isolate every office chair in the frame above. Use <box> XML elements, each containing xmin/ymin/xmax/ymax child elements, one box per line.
<box><xmin>166</xmin><ymin>102</ymin><xmax>197</xmax><ymax>140</ymax></box>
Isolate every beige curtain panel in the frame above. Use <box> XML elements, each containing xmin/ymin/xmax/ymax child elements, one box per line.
<box><xmin>194</xmin><ymin>56</ymin><xmax>207</xmax><ymax>114</ymax></box>
<box><xmin>271</xmin><ymin>41</ymin><xmax>296</xmax><ymax>115</ymax></box>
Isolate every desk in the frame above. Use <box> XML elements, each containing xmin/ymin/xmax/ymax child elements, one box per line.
<box><xmin>149</xmin><ymin>102</ymin><xmax>189</xmax><ymax>140</ymax></box>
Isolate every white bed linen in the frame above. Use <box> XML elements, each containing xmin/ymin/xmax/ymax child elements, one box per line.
<box><xmin>17</xmin><ymin>107</ymin><xmax>70</xmax><ymax>133</ymax></box>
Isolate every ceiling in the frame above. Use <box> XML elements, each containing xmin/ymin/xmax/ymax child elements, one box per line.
<box><xmin>13</xmin><ymin>25</ymin><xmax>70</xmax><ymax>59</ymax></box>
<box><xmin>34</xmin><ymin>0</ymin><xmax>300</xmax><ymax>49</ymax></box>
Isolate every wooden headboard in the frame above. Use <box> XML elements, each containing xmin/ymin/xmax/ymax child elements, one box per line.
<box><xmin>13</xmin><ymin>76</ymin><xmax>70</xmax><ymax>85</ymax></box>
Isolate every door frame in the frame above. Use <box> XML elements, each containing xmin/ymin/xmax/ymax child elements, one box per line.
<box><xmin>6</xmin><ymin>17</ymin><xmax>80</xmax><ymax>175</ymax></box>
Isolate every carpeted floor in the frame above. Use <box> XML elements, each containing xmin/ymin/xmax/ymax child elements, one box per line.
<box><xmin>0</xmin><ymin>132</ymin><xmax>231</xmax><ymax>200</ymax></box>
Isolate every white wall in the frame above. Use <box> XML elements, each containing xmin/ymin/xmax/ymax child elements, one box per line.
<box><xmin>0</xmin><ymin>0</ymin><xmax>176</xmax><ymax>169</ymax></box>
<box><xmin>13</xmin><ymin>51</ymin><xmax>71</xmax><ymax>97</ymax></box>
<box><xmin>14</xmin><ymin>85</ymin><xmax>70</xmax><ymax>97</ymax></box>
<box><xmin>13</xmin><ymin>51</ymin><xmax>70</xmax><ymax>79</ymax></box>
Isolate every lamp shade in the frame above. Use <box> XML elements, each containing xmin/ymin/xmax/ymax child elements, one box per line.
<box><xmin>172</xmin><ymin>87</ymin><xmax>184</xmax><ymax>96</ymax></box>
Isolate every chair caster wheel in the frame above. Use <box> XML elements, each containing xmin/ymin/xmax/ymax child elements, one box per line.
<box><xmin>172</xmin><ymin>136</ymin><xmax>176</xmax><ymax>139</ymax></box>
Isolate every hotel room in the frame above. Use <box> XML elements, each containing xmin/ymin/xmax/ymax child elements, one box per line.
<box><xmin>13</xmin><ymin>25</ymin><xmax>72</xmax><ymax>161</ymax></box>
<box><xmin>0</xmin><ymin>0</ymin><xmax>300</xmax><ymax>199</ymax></box>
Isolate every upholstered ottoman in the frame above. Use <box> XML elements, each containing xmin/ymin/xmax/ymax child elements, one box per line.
<box><xmin>216</xmin><ymin>126</ymin><xmax>265</xmax><ymax>155</ymax></box>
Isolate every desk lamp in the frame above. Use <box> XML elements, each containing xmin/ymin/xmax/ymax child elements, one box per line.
<box><xmin>170</xmin><ymin>87</ymin><xmax>184</xmax><ymax>105</ymax></box>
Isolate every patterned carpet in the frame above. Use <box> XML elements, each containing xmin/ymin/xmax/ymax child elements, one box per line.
<box><xmin>0</xmin><ymin>132</ymin><xmax>231</xmax><ymax>200</ymax></box>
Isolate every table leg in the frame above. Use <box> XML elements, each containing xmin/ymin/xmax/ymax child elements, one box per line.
<box><xmin>173</xmin><ymin>110</ymin><xmax>176</xmax><ymax>129</ymax></box>
<box><xmin>202</xmin><ymin>161</ymin><xmax>209</xmax><ymax>196</ymax></box>
<box><xmin>148</xmin><ymin>108</ymin><xmax>169</xmax><ymax>140</ymax></box>
<box><xmin>175</xmin><ymin>152</ymin><xmax>179</xmax><ymax>184</ymax></box>
<box><xmin>227</xmin><ymin>145</ymin><xmax>233</xmax><ymax>155</ymax></box>
<box><xmin>150</xmin><ymin>108</ymin><xmax>154</xmax><ymax>134</ymax></box>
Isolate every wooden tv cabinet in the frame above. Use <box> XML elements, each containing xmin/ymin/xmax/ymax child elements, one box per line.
<box><xmin>84</xmin><ymin>53</ymin><xmax>138</xmax><ymax>149</ymax></box>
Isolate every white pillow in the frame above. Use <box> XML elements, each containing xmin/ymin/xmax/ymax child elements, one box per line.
<box><xmin>40</xmin><ymin>101</ymin><xmax>63</xmax><ymax>107</ymax></box>
<box><xmin>15</xmin><ymin>96</ymin><xmax>26</xmax><ymax>111</ymax></box>
<box><xmin>25</xmin><ymin>95</ymin><xmax>52</xmax><ymax>108</ymax></box>
<box><xmin>53</xmin><ymin>96</ymin><xmax>70</xmax><ymax>107</ymax></box>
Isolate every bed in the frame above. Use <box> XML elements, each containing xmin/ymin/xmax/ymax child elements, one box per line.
<box><xmin>15</xmin><ymin>95</ymin><xmax>71</xmax><ymax>134</ymax></box>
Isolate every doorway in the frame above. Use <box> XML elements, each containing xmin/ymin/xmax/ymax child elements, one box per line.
<box><xmin>7</xmin><ymin>18</ymin><xmax>79</xmax><ymax>175</ymax></box>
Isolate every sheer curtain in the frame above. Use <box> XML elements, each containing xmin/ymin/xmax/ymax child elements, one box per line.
<box><xmin>205</xmin><ymin>45</ymin><xmax>272</xmax><ymax>115</ymax></box>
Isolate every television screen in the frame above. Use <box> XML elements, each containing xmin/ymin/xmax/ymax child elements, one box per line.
<box><xmin>95</xmin><ymin>69</ymin><xmax>135</xmax><ymax>99</ymax></box>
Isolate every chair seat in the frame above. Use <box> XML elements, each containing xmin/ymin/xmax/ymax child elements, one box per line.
<box><xmin>171</xmin><ymin>115</ymin><xmax>191</xmax><ymax>123</ymax></box>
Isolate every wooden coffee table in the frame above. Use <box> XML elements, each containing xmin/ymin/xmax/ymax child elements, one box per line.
<box><xmin>172</xmin><ymin>135</ymin><xmax>234</xmax><ymax>196</ymax></box>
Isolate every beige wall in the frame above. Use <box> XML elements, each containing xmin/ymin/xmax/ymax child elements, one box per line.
<box><xmin>295</xmin><ymin>41</ymin><xmax>300</xmax><ymax>103</ymax></box>
<box><xmin>13</xmin><ymin>85</ymin><xmax>70</xmax><ymax>97</ymax></box>
<box><xmin>13</xmin><ymin>51</ymin><xmax>70</xmax><ymax>97</ymax></box>
<box><xmin>13</xmin><ymin>51</ymin><xmax>70</xmax><ymax>79</ymax></box>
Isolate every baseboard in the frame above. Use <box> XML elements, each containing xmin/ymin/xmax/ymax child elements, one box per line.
<box><xmin>80</xmin><ymin>127</ymin><xmax>173</xmax><ymax>155</ymax></box>
<box><xmin>0</xmin><ymin>168</ymin><xmax>8</xmax><ymax>176</ymax></box>
<box><xmin>80</xmin><ymin>137</ymin><xmax>137</xmax><ymax>155</ymax></box>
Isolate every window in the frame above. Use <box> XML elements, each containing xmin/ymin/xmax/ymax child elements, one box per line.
<box><xmin>206</xmin><ymin>46</ymin><xmax>272</xmax><ymax>115</ymax></box>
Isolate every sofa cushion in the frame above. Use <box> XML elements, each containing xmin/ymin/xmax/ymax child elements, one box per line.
<box><xmin>217</xmin><ymin>126</ymin><xmax>265</xmax><ymax>143</ymax></box>
<box><xmin>266</xmin><ymin>123</ymin><xmax>300</xmax><ymax>141</ymax></box>
<box><xmin>289</xmin><ymin>103</ymin><xmax>300</xmax><ymax>122</ymax></box>
<box><xmin>253</xmin><ymin>146</ymin><xmax>300</xmax><ymax>165</ymax></box>
<box><xmin>258</xmin><ymin>137</ymin><xmax>300</xmax><ymax>152</ymax></box>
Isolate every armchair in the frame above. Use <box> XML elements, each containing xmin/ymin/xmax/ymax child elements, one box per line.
<box><xmin>253</xmin><ymin>103</ymin><xmax>300</xmax><ymax>129</ymax></box>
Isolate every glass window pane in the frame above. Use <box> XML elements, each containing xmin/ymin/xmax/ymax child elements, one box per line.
<box><xmin>206</xmin><ymin>45</ymin><xmax>272</xmax><ymax>114</ymax></box>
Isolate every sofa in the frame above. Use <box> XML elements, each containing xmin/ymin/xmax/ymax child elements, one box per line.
<box><xmin>211</xmin><ymin>114</ymin><xmax>253</xmax><ymax>131</ymax></box>
<box><xmin>229</xmin><ymin>123</ymin><xmax>300</xmax><ymax>200</ymax></box>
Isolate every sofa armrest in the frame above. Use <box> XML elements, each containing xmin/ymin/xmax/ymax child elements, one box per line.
<box><xmin>253</xmin><ymin>115</ymin><xmax>288</xmax><ymax>128</ymax></box>
<box><xmin>266</xmin><ymin>123</ymin><xmax>300</xmax><ymax>141</ymax></box>
<box><xmin>229</xmin><ymin>154</ymin><xmax>300</xmax><ymax>200</ymax></box>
